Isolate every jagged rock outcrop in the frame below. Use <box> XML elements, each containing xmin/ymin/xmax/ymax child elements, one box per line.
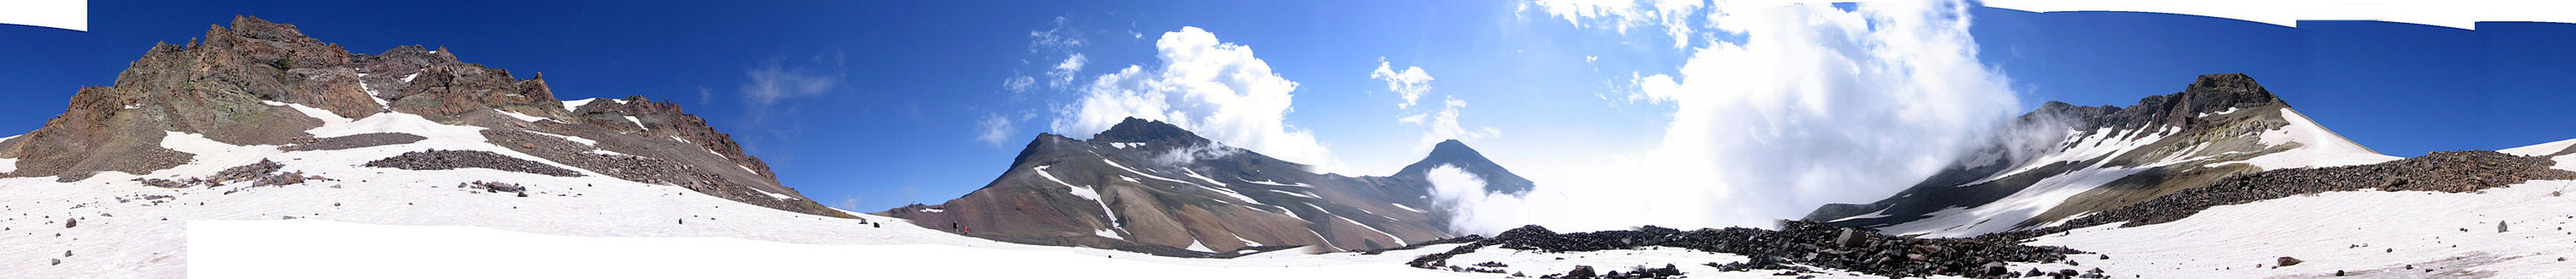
<box><xmin>1806</xmin><ymin>74</ymin><xmax>2394</xmax><ymax>237</ymax></box>
<box><xmin>886</xmin><ymin>118</ymin><xmax>1530</xmax><ymax>256</ymax></box>
<box><xmin>0</xmin><ymin>15</ymin><xmax>848</xmax><ymax>218</ymax></box>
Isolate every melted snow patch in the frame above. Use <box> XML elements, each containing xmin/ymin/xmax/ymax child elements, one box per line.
<box><xmin>1110</xmin><ymin>142</ymin><xmax>1146</xmax><ymax>149</ymax></box>
<box><xmin>917</xmin><ymin>208</ymin><xmax>944</xmax><ymax>213</ymax></box>
<box><xmin>402</xmin><ymin>73</ymin><xmax>419</xmax><ymax>83</ymax></box>
<box><xmin>496</xmin><ymin>109</ymin><xmax>549</xmax><ymax>123</ymax></box>
<box><xmin>522</xmin><ymin>130</ymin><xmax>597</xmax><ymax>145</ymax></box>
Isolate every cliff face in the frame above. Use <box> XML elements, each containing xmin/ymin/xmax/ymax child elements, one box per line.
<box><xmin>0</xmin><ymin>15</ymin><xmax>845</xmax><ymax>218</ymax></box>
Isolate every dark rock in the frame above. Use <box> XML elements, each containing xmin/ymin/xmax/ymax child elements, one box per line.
<box><xmin>64</xmin><ymin>218</ymin><xmax>74</xmax><ymax>228</ymax></box>
<box><xmin>1836</xmin><ymin>227</ymin><xmax>1868</xmax><ymax>248</ymax></box>
<box><xmin>2277</xmin><ymin>256</ymin><xmax>2302</xmax><ymax>267</ymax></box>
<box><xmin>364</xmin><ymin>150</ymin><xmax>581</xmax><ymax>177</ymax></box>
<box><xmin>1565</xmin><ymin>265</ymin><xmax>1597</xmax><ymax>279</ymax></box>
<box><xmin>2500</xmin><ymin>221</ymin><xmax>2508</xmax><ymax>232</ymax></box>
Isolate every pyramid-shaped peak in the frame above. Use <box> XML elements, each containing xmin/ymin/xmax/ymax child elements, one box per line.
<box><xmin>1093</xmin><ymin>117</ymin><xmax>1209</xmax><ymax>144</ymax></box>
<box><xmin>2175</xmin><ymin>73</ymin><xmax>2285</xmax><ymax>108</ymax></box>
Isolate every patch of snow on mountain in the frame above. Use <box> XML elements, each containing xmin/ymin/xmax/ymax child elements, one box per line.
<box><xmin>1270</xmin><ymin>189</ymin><xmax>1320</xmax><ymax>200</ymax></box>
<box><xmin>264</xmin><ymin>100</ymin><xmax>354</xmax><ymax>126</ymax></box>
<box><xmin>1390</xmin><ymin>203</ymin><xmax>1426</xmax><ymax>213</ymax></box>
<box><xmin>1442</xmin><ymin>246</ymin><xmax>1765</xmax><ymax>277</ymax></box>
<box><xmin>357</xmin><ymin>74</ymin><xmax>389</xmax><ymax>107</ymax></box>
<box><xmin>496</xmin><ymin>109</ymin><xmax>549</xmax><ymax>123</ymax></box>
<box><xmin>1096</xmin><ymin>228</ymin><xmax>1123</xmax><ymax>240</ymax></box>
<box><xmin>2221</xmin><ymin>108</ymin><xmax>2398</xmax><ymax>170</ymax></box>
<box><xmin>916</xmin><ymin>208</ymin><xmax>944</xmax><ymax>213</ymax></box>
<box><xmin>624</xmin><ymin>116</ymin><xmax>648</xmax><ymax>130</ymax></box>
<box><xmin>583</xmin><ymin>149</ymin><xmax>628</xmax><ymax>156</ymax></box>
<box><xmin>1111</xmin><ymin>142</ymin><xmax>1146</xmax><ymax>149</ymax></box>
<box><xmin>1880</xmin><ymin>157</ymin><xmax>2161</xmax><ymax>238</ymax></box>
<box><xmin>1180</xmin><ymin>168</ymin><xmax>1227</xmax><ymax>186</ymax></box>
<box><xmin>561</xmin><ymin>98</ymin><xmax>597</xmax><ymax>112</ymax></box>
<box><xmin>1100</xmin><ymin>159</ymin><xmax>1190</xmax><ymax>184</ymax></box>
<box><xmin>1329</xmin><ymin>213</ymin><xmax>1402</xmax><ymax>245</ymax></box>
<box><xmin>1966</xmin><ymin>124</ymin><xmax>2172</xmax><ymax>187</ymax></box>
<box><xmin>402</xmin><ymin>73</ymin><xmax>419</xmax><ymax>82</ymax></box>
<box><xmin>2502</xmin><ymin>138</ymin><xmax>2576</xmax><ymax>156</ymax></box>
<box><xmin>1244</xmin><ymin>179</ymin><xmax>1312</xmax><ymax>188</ymax></box>
<box><xmin>1196</xmin><ymin>183</ymin><xmax>1261</xmax><ymax>205</ymax></box>
<box><xmin>1185</xmin><ymin>239</ymin><xmax>1213</xmax><ymax>252</ymax></box>
<box><xmin>750</xmin><ymin>187</ymin><xmax>797</xmax><ymax>200</ymax></box>
<box><xmin>2026</xmin><ymin>179</ymin><xmax>2576</xmax><ymax>278</ymax></box>
<box><xmin>2194</xmin><ymin>107</ymin><xmax>2242</xmax><ymax>118</ymax></box>
<box><xmin>1037</xmin><ymin>166</ymin><xmax>1119</xmax><ymax>228</ymax></box>
<box><xmin>521</xmin><ymin>130</ymin><xmax>596</xmax><ymax>145</ymax></box>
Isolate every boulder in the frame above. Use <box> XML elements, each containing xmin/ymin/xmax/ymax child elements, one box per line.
<box><xmin>1836</xmin><ymin>227</ymin><xmax>1868</xmax><ymax>248</ymax></box>
<box><xmin>1564</xmin><ymin>265</ymin><xmax>1597</xmax><ymax>279</ymax></box>
<box><xmin>2277</xmin><ymin>256</ymin><xmax>2303</xmax><ymax>266</ymax></box>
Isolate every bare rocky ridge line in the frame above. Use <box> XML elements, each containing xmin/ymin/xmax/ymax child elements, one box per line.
<box><xmin>1397</xmin><ymin>221</ymin><xmax>2085</xmax><ymax>278</ymax></box>
<box><xmin>1806</xmin><ymin>74</ymin><xmax>2358</xmax><ymax>235</ymax></box>
<box><xmin>1982</xmin><ymin>150</ymin><xmax>2576</xmax><ymax>242</ymax></box>
<box><xmin>885</xmin><ymin>118</ymin><xmax>1518</xmax><ymax>256</ymax></box>
<box><xmin>0</xmin><ymin>15</ymin><xmax>851</xmax><ymax>218</ymax></box>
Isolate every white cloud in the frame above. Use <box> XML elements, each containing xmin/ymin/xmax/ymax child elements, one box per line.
<box><xmin>1401</xmin><ymin>96</ymin><xmax>1500</xmax><ymax>150</ymax></box>
<box><xmin>739</xmin><ymin>57</ymin><xmax>843</xmax><ymax>107</ymax></box>
<box><xmin>1445</xmin><ymin>0</ymin><xmax>2019</xmax><ymax>234</ymax></box>
<box><xmin>1531</xmin><ymin>0</ymin><xmax>1706</xmax><ymax>48</ymax></box>
<box><xmin>1048</xmin><ymin>53</ymin><xmax>1089</xmax><ymax>89</ymax></box>
<box><xmin>975</xmin><ymin>113</ymin><xmax>1018</xmax><ymax>147</ymax></box>
<box><xmin>1002</xmin><ymin>75</ymin><xmax>1038</xmax><ymax>93</ymax></box>
<box><xmin>1028</xmin><ymin>16</ymin><xmax>1087</xmax><ymax>53</ymax></box>
<box><xmin>1370</xmin><ymin>57</ymin><xmax>1436</xmax><ymax>108</ymax></box>
<box><xmin>1053</xmin><ymin>27</ymin><xmax>1342</xmax><ymax>172</ymax></box>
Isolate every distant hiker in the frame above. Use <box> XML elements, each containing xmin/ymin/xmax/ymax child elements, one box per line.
<box><xmin>952</xmin><ymin>222</ymin><xmax>959</xmax><ymax>232</ymax></box>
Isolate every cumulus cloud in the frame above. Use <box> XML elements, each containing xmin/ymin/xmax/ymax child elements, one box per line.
<box><xmin>1053</xmin><ymin>26</ymin><xmax>1342</xmax><ymax>172</ymax></box>
<box><xmin>1443</xmin><ymin>0</ymin><xmax>2020</xmax><ymax>234</ymax></box>
<box><xmin>1371</xmin><ymin>57</ymin><xmax>1437</xmax><ymax>108</ymax></box>
<box><xmin>975</xmin><ymin>113</ymin><xmax>1018</xmax><ymax>147</ymax></box>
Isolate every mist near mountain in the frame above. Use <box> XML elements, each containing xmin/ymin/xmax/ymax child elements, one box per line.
<box><xmin>1438</xmin><ymin>0</ymin><xmax>2024</xmax><ymax>234</ymax></box>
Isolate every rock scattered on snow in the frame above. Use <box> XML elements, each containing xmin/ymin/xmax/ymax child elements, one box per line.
<box><xmin>363</xmin><ymin>149</ymin><xmax>581</xmax><ymax>177</ymax></box>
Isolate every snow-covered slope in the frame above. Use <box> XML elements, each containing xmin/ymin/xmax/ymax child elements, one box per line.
<box><xmin>2026</xmin><ymin>176</ymin><xmax>2576</xmax><ymax>277</ymax></box>
<box><xmin>1811</xmin><ymin>74</ymin><xmax>2400</xmax><ymax>238</ymax></box>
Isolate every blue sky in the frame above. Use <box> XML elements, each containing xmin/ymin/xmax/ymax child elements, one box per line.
<box><xmin>3</xmin><ymin>1</ymin><xmax>2571</xmax><ymax>222</ymax></box>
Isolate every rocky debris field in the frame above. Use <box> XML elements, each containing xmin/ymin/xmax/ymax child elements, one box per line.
<box><xmin>1988</xmin><ymin>150</ymin><xmax>2576</xmax><ymax>241</ymax></box>
<box><xmin>278</xmin><ymin>133</ymin><xmax>426</xmax><ymax>151</ymax></box>
<box><xmin>458</xmin><ymin>180</ymin><xmax>529</xmax><ymax>196</ymax></box>
<box><xmin>134</xmin><ymin>159</ymin><xmax>332</xmax><ymax>189</ymax></box>
<box><xmin>361</xmin><ymin>149</ymin><xmax>581</xmax><ymax>177</ymax></box>
<box><xmin>1405</xmin><ymin>221</ymin><xmax>2084</xmax><ymax>278</ymax></box>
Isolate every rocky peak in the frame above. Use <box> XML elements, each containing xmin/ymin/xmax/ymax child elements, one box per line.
<box><xmin>1092</xmin><ymin>117</ymin><xmax>1210</xmax><ymax>145</ymax></box>
<box><xmin>1395</xmin><ymin>140</ymin><xmax>1537</xmax><ymax>195</ymax></box>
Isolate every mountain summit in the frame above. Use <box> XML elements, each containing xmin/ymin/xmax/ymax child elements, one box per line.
<box><xmin>888</xmin><ymin>123</ymin><xmax>1533</xmax><ymax>256</ymax></box>
<box><xmin>0</xmin><ymin>15</ymin><xmax>847</xmax><ymax>218</ymax></box>
<box><xmin>1806</xmin><ymin>74</ymin><xmax>2391</xmax><ymax>237</ymax></box>
<box><xmin>1393</xmin><ymin>140</ymin><xmax>1536</xmax><ymax>195</ymax></box>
